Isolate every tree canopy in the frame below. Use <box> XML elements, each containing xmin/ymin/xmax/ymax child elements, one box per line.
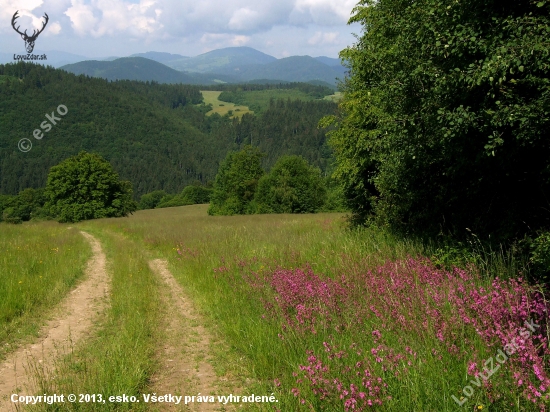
<box><xmin>0</xmin><ymin>62</ymin><xmax>336</xmax><ymax>198</ymax></box>
<box><xmin>208</xmin><ymin>146</ymin><xmax>265</xmax><ymax>215</ymax></box>
<box><xmin>255</xmin><ymin>155</ymin><xmax>326</xmax><ymax>213</ymax></box>
<box><xmin>44</xmin><ymin>151</ymin><xmax>136</xmax><ymax>222</ymax></box>
<box><xmin>327</xmin><ymin>0</ymin><xmax>550</xmax><ymax>240</ymax></box>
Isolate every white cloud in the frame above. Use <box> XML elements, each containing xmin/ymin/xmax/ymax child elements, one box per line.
<box><xmin>0</xmin><ymin>0</ymin><xmax>45</xmax><ymax>21</ymax></box>
<box><xmin>45</xmin><ymin>20</ymin><xmax>62</xmax><ymax>34</ymax></box>
<box><xmin>0</xmin><ymin>2</ymin><xmax>51</xmax><ymax>36</ymax></box>
<box><xmin>64</xmin><ymin>0</ymin><xmax>97</xmax><ymax>35</ymax></box>
<box><xmin>0</xmin><ymin>0</ymin><xmax>362</xmax><ymax>58</ymax></box>
<box><xmin>228</xmin><ymin>8</ymin><xmax>260</xmax><ymax>31</ymax></box>
<box><xmin>308</xmin><ymin>31</ymin><xmax>338</xmax><ymax>45</ymax></box>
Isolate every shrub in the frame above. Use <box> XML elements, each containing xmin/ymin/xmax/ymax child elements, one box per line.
<box><xmin>156</xmin><ymin>194</ymin><xmax>193</xmax><ymax>209</ymax></box>
<box><xmin>208</xmin><ymin>146</ymin><xmax>265</xmax><ymax>215</ymax></box>
<box><xmin>138</xmin><ymin>190</ymin><xmax>167</xmax><ymax>210</ymax></box>
<box><xmin>180</xmin><ymin>184</ymin><xmax>212</xmax><ymax>204</ymax></box>
<box><xmin>0</xmin><ymin>189</ymin><xmax>47</xmax><ymax>223</ymax></box>
<box><xmin>527</xmin><ymin>232</ymin><xmax>550</xmax><ymax>282</ymax></box>
<box><xmin>2</xmin><ymin>207</ymin><xmax>22</xmax><ymax>224</ymax></box>
<box><xmin>254</xmin><ymin>155</ymin><xmax>326</xmax><ymax>214</ymax></box>
<box><xmin>45</xmin><ymin>151</ymin><xmax>137</xmax><ymax>223</ymax></box>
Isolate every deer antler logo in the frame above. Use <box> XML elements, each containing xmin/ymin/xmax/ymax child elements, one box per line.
<box><xmin>11</xmin><ymin>11</ymin><xmax>49</xmax><ymax>54</ymax></box>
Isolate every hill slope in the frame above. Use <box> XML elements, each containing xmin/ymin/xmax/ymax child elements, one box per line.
<box><xmin>59</xmin><ymin>48</ymin><xmax>345</xmax><ymax>85</ymax></box>
<box><xmin>167</xmin><ymin>47</ymin><xmax>277</xmax><ymax>73</ymax></box>
<box><xmin>130</xmin><ymin>52</ymin><xmax>189</xmax><ymax>63</ymax></box>
<box><xmin>0</xmin><ymin>62</ymin><xmax>336</xmax><ymax>196</ymax></box>
<box><xmin>60</xmin><ymin>57</ymin><xmax>235</xmax><ymax>85</ymax></box>
<box><xmin>235</xmin><ymin>56</ymin><xmax>343</xmax><ymax>85</ymax></box>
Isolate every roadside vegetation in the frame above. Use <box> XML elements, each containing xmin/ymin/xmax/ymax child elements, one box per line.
<box><xmin>0</xmin><ymin>224</ymin><xmax>90</xmax><ymax>360</ymax></box>
<box><xmin>49</xmin><ymin>204</ymin><xmax>544</xmax><ymax>411</ymax></box>
<box><xmin>28</xmin><ymin>229</ymin><xmax>163</xmax><ymax>412</ymax></box>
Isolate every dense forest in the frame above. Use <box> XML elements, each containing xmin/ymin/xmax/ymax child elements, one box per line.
<box><xmin>0</xmin><ymin>62</ymin><xmax>337</xmax><ymax>197</ymax></box>
<box><xmin>330</xmin><ymin>0</ymin><xmax>550</xmax><ymax>243</ymax></box>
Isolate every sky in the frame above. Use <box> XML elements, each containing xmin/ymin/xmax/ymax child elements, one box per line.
<box><xmin>0</xmin><ymin>0</ymin><xmax>362</xmax><ymax>59</ymax></box>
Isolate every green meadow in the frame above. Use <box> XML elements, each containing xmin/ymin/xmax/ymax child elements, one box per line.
<box><xmin>201</xmin><ymin>90</ymin><xmax>254</xmax><ymax>118</ymax></box>
<box><xmin>218</xmin><ymin>89</ymin><xmax>333</xmax><ymax>113</ymax></box>
<box><xmin>2</xmin><ymin>205</ymin><xmax>546</xmax><ymax>411</ymax></box>
<box><xmin>0</xmin><ymin>223</ymin><xmax>90</xmax><ymax>360</ymax></box>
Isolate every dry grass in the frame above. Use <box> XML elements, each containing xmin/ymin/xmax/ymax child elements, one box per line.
<box><xmin>323</xmin><ymin>91</ymin><xmax>343</xmax><ymax>102</ymax></box>
<box><xmin>201</xmin><ymin>91</ymin><xmax>254</xmax><ymax>119</ymax></box>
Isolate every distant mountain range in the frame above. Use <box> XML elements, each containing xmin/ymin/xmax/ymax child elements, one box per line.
<box><xmin>2</xmin><ymin>46</ymin><xmax>346</xmax><ymax>86</ymax></box>
<box><xmin>59</xmin><ymin>57</ymin><xmax>235</xmax><ymax>85</ymax></box>
<box><xmin>161</xmin><ymin>47</ymin><xmax>276</xmax><ymax>73</ymax></box>
<box><xmin>63</xmin><ymin>47</ymin><xmax>345</xmax><ymax>86</ymax></box>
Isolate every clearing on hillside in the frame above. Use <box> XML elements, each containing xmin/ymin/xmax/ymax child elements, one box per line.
<box><xmin>323</xmin><ymin>91</ymin><xmax>343</xmax><ymax>102</ymax></box>
<box><xmin>200</xmin><ymin>91</ymin><xmax>253</xmax><ymax>118</ymax></box>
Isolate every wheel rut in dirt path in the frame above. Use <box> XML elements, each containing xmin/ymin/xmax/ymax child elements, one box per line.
<box><xmin>149</xmin><ymin>259</ymin><xmax>239</xmax><ymax>412</ymax></box>
<box><xmin>0</xmin><ymin>231</ymin><xmax>110</xmax><ymax>411</ymax></box>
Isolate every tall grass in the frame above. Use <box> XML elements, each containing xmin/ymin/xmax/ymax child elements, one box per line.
<box><xmin>94</xmin><ymin>205</ymin><xmax>548</xmax><ymax>411</ymax></box>
<box><xmin>0</xmin><ymin>222</ymin><xmax>90</xmax><ymax>360</ymax></box>
<box><xmin>14</xmin><ymin>205</ymin><xmax>545</xmax><ymax>411</ymax></box>
<box><xmin>30</xmin><ymin>228</ymin><xmax>163</xmax><ymax>411</ymax></box>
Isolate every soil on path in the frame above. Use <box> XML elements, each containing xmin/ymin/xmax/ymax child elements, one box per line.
<box><xmin>0</xmin><ymin>231</ymin><xmax>110</xmax><ymax>411</ymax></box>
<box><xmin>148</xmin><ymin>259</ymin><xmax>239</xmax><ymax>412</ymax></box>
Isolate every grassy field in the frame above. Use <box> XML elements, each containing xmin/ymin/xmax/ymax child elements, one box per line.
<box><xmin>30</xmin><ymin>229</ymin><xmax>163</xmax><ymax>411</ymax></box>
<box><xmin>201</xmin><ymin>90</ymin><xmax>254</xmax><ymax>118</ymax></box>
<box><xmin>0</xmin><ymin>223</ymin><xmax>90</xmax><ymax>361</ymax></box>
<box><xmin>78</xmin><ymin>206</ymin><xmax>550</xmax><ymax>410</ymax></box>
<box><xmin>217</xmin><ymin>89</ymin><xmax>334</xmax><ymax>114</ymax></box>
<box><xmin>323</xmin><ymin>91</ymin><xmax>343</xmax><ymax>102</ymax></box>
<box><xmin>2</xmin><ymin>206</ymin><xmax>548</xmax><ymax>411</ymax></box>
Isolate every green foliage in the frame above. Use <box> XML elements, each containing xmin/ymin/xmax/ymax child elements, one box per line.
<box><xmin>0</xmin><ymin>189</ymin><xmax>46</xmax><ymax>224</ymax></box>
<box><xmin>208</xmin><ymin>146</ymin><xmax>265</xmax><ymax>215</ymax></box>
<box><xmin>328</xmin><ymin>0</ymin><xmax>550</xmax><ymax>240</ymax></box>
<box><xmin>152</xmin><ymin>187</ymin><xmax>209</xmax><ymax>209</ymax></box>
<box><xmin>2</xmin><ymin>207</ymin><xmax>22</xmax><ymax>224</ymax></box>
<box><xmin>0</xmin><ymin>196</ymin><xmax>12</xmax><ymax>223</ymax></box>
<box><xmin>0</xmin><ymin>63</ymin><xmax>335</xmax><ymax>198</ymax></box>
<box><xmin>180</xmin><ymin>184</ymin><xmax>213</xmax><ymax>204</ymax></box>
<box><xmin>44</xmin><ymin>151</ymin><xmax>137</xmax><ymax>223</ymax></box>
<box><xmin>218</xmin><ymin>83</ymin><xmax>335</xmax><ymax>114</ymax></box>
<box><xmin>320</xmin><ymin>177</ymin><xmax>349</xmax><ymax>213</ymax></box>
<box><xmin>254</xmin><ymin>155</ymin><xmax>326</xmax><ymax>214</ymax></box>
<box><xmin>523</xmin><ymin>231</ymin><xmax>550</xmax><ymax>282</ymax></box>
<box><xmin>138</xmin><ymin>190</ymin><xmax>168</xmax><ymax>210</ymax></box>
<box><xmin>156</xmin><ymin>194</ymin><xmax>192</xmax><ymax>208</ymax></box>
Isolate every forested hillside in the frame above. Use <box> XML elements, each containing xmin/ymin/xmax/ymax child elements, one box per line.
<box><xmin>61</xmin><ymin>57</ymin><xmax>237</xmax><ymax>85</ymax></box>
<box><xmin>0</xmin><ymin>62</ymin><xmax>336</xmax><ymax>197</ymax></box>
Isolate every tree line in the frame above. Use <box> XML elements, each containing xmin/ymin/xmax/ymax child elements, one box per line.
<box><xmin>0</xmin><ymin>62</ymin><xmax>336</xmax><ymax>197</ymax></box>
<box><xmin>0</xmin><ymin>149</ymin><xmax>345</xmax><ymax>223</ymax></box>
<box><xmin>325</xmin><ymin>0</ymin><xmax>550</xmax><ymax>279</ymax></box>
<box><xmin>207</xmin><ymin>146</ymin><xmax>346</xmax><ymax>216</ymax></box>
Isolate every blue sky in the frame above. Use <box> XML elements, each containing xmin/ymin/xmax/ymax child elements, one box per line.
<box><xmin>1</xmin><ymin>0</ymin><xmax>361</xmax><ymax>58</ymax></box>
